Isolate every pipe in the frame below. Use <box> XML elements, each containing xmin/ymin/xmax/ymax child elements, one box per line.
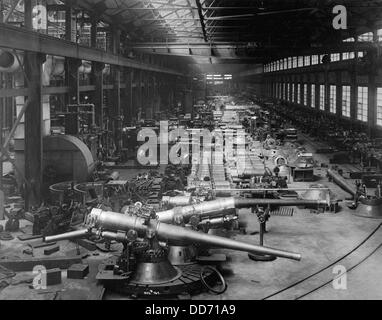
<box><xmin>327</xmin><ymin>169</ymin><xmax>356</xmax><ymax>197</ymax></box>
<box><xmin>45</xmin><ymin>208</ymin><xmax>302</xmax><ymax>261</ymax></box>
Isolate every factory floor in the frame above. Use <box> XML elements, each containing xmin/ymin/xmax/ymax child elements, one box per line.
<box><xmin>0</xmin><ymin>135</ymin><xmax>381</xmax><ymax>300</ymax></box>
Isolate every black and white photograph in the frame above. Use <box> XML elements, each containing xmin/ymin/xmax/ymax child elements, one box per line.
<box><xmin>0</xmin><ymin>0</ymin><xmax>381</xmax><ymax>307</ymax></box>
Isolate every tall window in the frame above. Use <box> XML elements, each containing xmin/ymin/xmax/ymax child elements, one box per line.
<box><xmin>357</xmin><ymin>86</ymin><xmax>368</xmax><ymax>122</ymax></box>
<box><xmin>304</xmin><ymin>56</ymin><xmax>311</xmax><ymax>66</ymax></box>
<box><xmin>378</xmin><ymin>29</ymin><xmax>382</xmax><ymax>42</ymax></box>
<box><xmin>298</xmin><ymin>56</ymin><xmax>304</xmax><ymax>67</ymax></box>
<box><xmin>291</xmin><ymin>84</ymin><xmax>295</xmax><ymax>102</ymax></box>
<box><xmin>297</xmin><ymin>84</ymin><xmax>301</xmax><ymax>104</ymax></box>
<box><xmin>342</xmin><ymin>86</ymin><xmax>351</xmax><ymax>117</ymax></box>
<box><xmin>319</xmin><ymin>85</ymin><xmax>325</xmax><ymax>110</ymax></box>
<box><xmin>330</xmin><ymin>53</ymin><xmax>341</xmax><ymax>62</ymax></box>
<box><xmin>292</xmin><ymin>57</ymin><xmax>297</xmax><ymax>68</ymax></box>
<box><xmin>330</xmin><ymin>85</ymin><xmax>337</xmax><ymax>113</ymax></box>
<box><xmin>304</xmin><ymin>84</ymin><xmax>308</xmax><ymax>106</ymax></box>
<box><xmin>377</xmin><ymin>88</ymin><xmax>382</xmax><ymax>126</ymax></box>
<box><xmin>312</xmin><ymin>55</ymin><xmax>319</xmax><ymax>65</ymax></box>
<box><xmin>288</xmin><ymin>57</ymin><xmax>292</xmax><ymax>69</ymax></box>
<box><xmin>311</xmin><ymin>85</ymin><xmax>316</xmax><ymax>108</ymax></box>
<box><xmin>287</xmin><ymin>83</ymin><xmax>290</xmax><ymax>101</ymax></box>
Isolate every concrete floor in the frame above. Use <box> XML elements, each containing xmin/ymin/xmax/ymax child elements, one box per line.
<box><xmin>0</xmin><ymin>134</ymin><xmax>381</xmax><ymax>300</ymax></box>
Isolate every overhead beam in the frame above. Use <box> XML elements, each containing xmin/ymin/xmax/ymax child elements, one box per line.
<box><xmin>129</xmin><ymin>41</ymin><xmax>375</xmax><ymax>56</ymax></box>
<box><xmin>0</xmin><ymin>23</ymin><xmax>184</xmax><ymax>76</ymax></box>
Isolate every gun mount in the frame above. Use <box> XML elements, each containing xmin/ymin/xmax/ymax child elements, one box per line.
<box><xmin>45</xmin><ymin>207</ymin><xmax>301</xmax><ymax>297</ymax></box>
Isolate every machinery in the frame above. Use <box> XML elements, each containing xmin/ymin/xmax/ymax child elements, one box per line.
<box><xmin>45</xmin><ymin>207</ymin><xmax>301</xmax><ymax>297</ymax></box>
<box><xmin>327</xmin><ymin>169</ymin><xmax>382</xmax><ymax>218</ymax></box>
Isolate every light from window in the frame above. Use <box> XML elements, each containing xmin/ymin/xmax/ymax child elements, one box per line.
<box><xmin>357</xmin><ymin>86</ymin><xmax>368</xmax><ymax>122</ymax></box>
<box><xmin>343</xmin><ymin>37</ymin><xmax>355</xmax><ymax>42</ymax></box>
<box><xmin>342</xmin><ymin>86</ymin><xmax>351</xmax><ymax>117</ymax></box>
<box><xmin>358</xmin><ymin>51</ymin><xmax>365</xmax><ymax>58</ymax></box>
<box><xmin>292</xmin><ymin>57</ymin><xmax>297</xmax><ymax>68</ymax></box>
<box><xmin>378</xmin><ymin>29</ymin><xmax>382</xmax><ymax>42</ymax></box>
<box><xmin>298</xmin><ymin>56</ymin><xmax>304</xmax><ymax>67</ymax></box>
<box><xmin>286</xmin><ymin>83</ymin><xmax>289</xmax><ymax>101</ymax></box>
<box><xmin>343</xmin><ymin>52</ymin><xmax>355</xmax><ymax>60</ymax></box>
<box><xmin>292</xmin><ymin>83</ymin><xmax>295</xmax><ymax>102</ymax></box>
<box><xmin>304</xmin><ymin>56</ymin><xmax>311</xmax><ymax>66</ymax></box>
<box><xmin>358</xmin><ymin>32</ymin><xmax>373</xmax><ymax>42</ymax></box>
<box><xmin>288</xmin><ymin>57</ymin><xmax>292</xmax><ymax>69</ymax></box>
<box><xmin>320</xmin><ymin>85</ymin><xmax>325</xmax><ymax>110</ymax></box>
<box><xmin>330</xmin><ymin>85</ymin><xmax>337</xmax><ymax>113</ymax></box>
<box><xmin>331</xmin><ymin>53</ymin><xmax>340</xmax><ymax>62</ymax></box>
<box><xmin>297</xmin><ymin>84</ymin><xmax>301</xmax><ymax>104</ymax></box>
<box><xmin>311</xmin><ymin>85</ymin><xmax>316</xmax><ymax>108</ymax></box>
<box><xmin>377</xmin><ymin>88</ymin><xmax>382</xmax><ymax>126</ymax></box>
<box><xmin>312</xmin><ymin>55</ymin><xmax>319</xmax><ymax>65</ymax></box>
<box><xmin>304</xmin><ymin>84</ymin><xmax>308</xmax><ymax>106</ymax></box>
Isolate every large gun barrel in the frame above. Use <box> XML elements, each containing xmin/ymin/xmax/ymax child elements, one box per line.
<box><xmin>157</xmin><ymin>197</ymin><xmax>329</xmax><ymax>223</ymax></box>
<box><xmin>85</xmin><ymin>208</ymin><xmax>301</xmax><ymax>261</ymax></box>
<box><xmin>46</xmin><ymin>208</ymin><xmax>301</xmax><ymax>261</ymax></box>
<box><xmin>327</xmin><ymin>169</ymin><xmax>356</xmax><ymax>198</ymax></box>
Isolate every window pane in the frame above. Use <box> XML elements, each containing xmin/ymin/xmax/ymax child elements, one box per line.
<box><xmin>357</xmin><ymin>86</ymin><xmax>368</xmax><ymax>122</ymax></box>
<box><xmin>311</xmin><ymin>85</ymin><xmax>316</xmax><ymax>108</ymax></box>
<box><xmin>377</xmin><ymin>88</ymin><xmax>382</xmax><ymax>126</ymax></box>
<box><xmin>330</xmin><ymin>85</ymin><xmax>337</xmax><ymax>113</ymax></box>
<box><xmin>304</xmin><ymin>84</ymin><xmax>308</xmax><ymax>106</ymax></box>
<box><xmin>342</xmin><ymin>86</ymin><xmax>351</xmax><ymax>117</ymax></box>
<box><xmin>320</xmin><ymin>85</ymin><xmax>325</xmax><ymax>110</ymax></box>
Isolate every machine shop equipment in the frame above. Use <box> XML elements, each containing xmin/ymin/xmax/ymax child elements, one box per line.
<box><xmin>45</xmin><ymin>207</ymin><xmax>301</xmax><ymax>297</ymax></box>
<box><xmin>327</xmin><ymin>169</ymin><xmax>382</xmax><ymax>218</ymax></box>
<box><xmin>43</xmin><ymin>135</ymin><xmax>96</xmax><ymax>183</ymax></box>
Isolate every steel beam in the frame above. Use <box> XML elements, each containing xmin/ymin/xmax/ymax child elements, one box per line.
<box><xmin>0</xmin><ymin>23</ymin><xmax>184</xmax><ymax>76</ymax></box>
<box><xmin>24</xmin><ymin>52</ymin><xmax>44</xmax><ymax>209</ymax></box>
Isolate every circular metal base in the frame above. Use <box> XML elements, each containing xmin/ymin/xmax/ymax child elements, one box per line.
<box><xmin>353</xmin><ymin>198</ymin><xmax>382</xmax><ymax>219</ymax></box>
<box><xmin>97</xmin><ymin>261</ymin><xmax>216</xmax><ymax>297</ymax></box>
<box><xmin>248</xmin><ymin>253</ymin><xmax>277</xmax><ymax>262</ymax></box>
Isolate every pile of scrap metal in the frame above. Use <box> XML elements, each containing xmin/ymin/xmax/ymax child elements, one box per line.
<box><xmin>327</xmin><ymin>168</ymin><xmax>382</xmax><ymax>218</ymax></box>
<box><xmin>45</xmin><ymin>198</ymin><xmax>303</xmax><ymax>298</ymax></box>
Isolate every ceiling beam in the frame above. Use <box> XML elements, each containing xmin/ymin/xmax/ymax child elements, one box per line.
<box><xmin>0</xmin><ymin>23</ymin><xmax>184</xmax><ymax>76</ymax></box>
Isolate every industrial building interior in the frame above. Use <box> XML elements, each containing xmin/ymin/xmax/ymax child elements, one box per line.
<box><xmin>0</xmin><ymin>0</ymin><xmax>381</xmax><ymax>301</ymax></box>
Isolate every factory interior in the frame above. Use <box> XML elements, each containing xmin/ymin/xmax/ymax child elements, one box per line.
<box><xmin>0</xmin><ymin>0</ymin><xmax>382</xmax><ymax>301</ymax></box>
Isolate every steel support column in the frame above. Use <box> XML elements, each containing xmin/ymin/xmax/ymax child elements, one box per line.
<box><xmin>65</xmin><ymin>58</ymin><xmax>81</xmax><ymax>105</ymax></box>
<box><xmin>92</xmin><ymin>62</ymin><xmax>104</xmax><ymax>127</ymax></box>
<box><xmin>125</xmin><ymin>69</ymin><xmax>134</xmax><ymax>124</ymax></box>
<box><xmin>24</xmin><ymin>52</ymin><xmax>45</xmax><ymax>209</ymax></box>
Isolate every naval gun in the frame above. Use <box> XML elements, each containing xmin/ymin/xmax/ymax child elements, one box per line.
<box><xmin>45</xmin><ymin>207</ymin><xmax>301</xmax><ymax>297</ymax></box>
<box><xmin>156</xmin><ymin>197</ymin><xmax>331</xmax><ymax>224</ymax></box>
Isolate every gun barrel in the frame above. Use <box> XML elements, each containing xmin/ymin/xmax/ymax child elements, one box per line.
<box><xmin>86</xmin><ymin>208</ymin><xmax>301</xmax><ymax>261</ymax></box>
<box><xmin>44</xmin><ymin>228</ymin><xmax>90</xmax><ymax>243</ymax></box>
<box><xmin>156</xmin><ymin>222</ymin><xmax>301</xmax><ymax>261</ymax></box>
<box><xmin>327</xmin><ymin>169</ymin><xmax>356</xmax><ymax>198</ymax></box>
<box><xmin>156</xmin><ymin>197</ymin><xmax>329</xmax><ymax>223</ymax></box>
